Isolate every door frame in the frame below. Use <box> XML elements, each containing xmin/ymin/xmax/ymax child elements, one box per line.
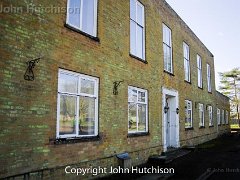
<box><xmin>162</xmin><ymin>87</ymin><xmax>180</xmax><ymax>152</ymax></box>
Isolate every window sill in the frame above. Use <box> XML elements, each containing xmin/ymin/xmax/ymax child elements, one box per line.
<box><xmin>50</xmin><ymin>135</ymin><xmax>101</xmax><ymax>145</ymax></box>
<box><xmin>64</xmin><ymin>23</ymin><xmax>100</xmax><ymax>42</ymax></box>
<box><xmin>208</xmin><ymin>91</ymin><xmax>212</xmax><ymax>94</ymax></box>
<box><xmin>164</xmin><ymin>70</ymin><xmax>175</xmax><ymax>76</ymax></box>
<box><xmin>198</xmin><ymin>87</ymin><xmax>203</xmax><ymax>90</ymax></box>
<box><xmin>185</xmin><ymin>127</ymin><xmax>194</xmax><ymax>131</ymax></box>
<box><xmin>199</xmin><ymin>126</ymin><xmax>205</xmax><ymax>129</ymax></box>
<box><xmin>184</xmin><ymin>80</ymin><xmax>191</xmax><ymax>84</ymax></box>
<box><xmin>127</xmin><ymin>132</ymin><xmax>149</xmax><ymax>138</ymax></box>
<box><xmin>129</xmin><ymin>54</ymin><xmax>148</xmax><ymax>64</ymax></box>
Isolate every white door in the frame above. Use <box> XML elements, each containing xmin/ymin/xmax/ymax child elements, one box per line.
<box><xmin>166</xmin><ymin>98</ymin><xmax>170</xmax><ymax>147</ymax></box>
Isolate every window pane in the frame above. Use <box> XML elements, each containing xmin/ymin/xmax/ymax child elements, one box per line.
<box><xmin>185</xmin><ymin>101</ymin><xmax>192</xmax><ymax>128</ymax></box>
<box><xmin>128</xmin><ymin>88</ymin><xmax>137</xmax><ymax>102</ymax></box>
<box><xmin>183</xmin><ymin>43</ymin><xmax>189</xmax><ymax>59</ymax></box>
<box><xmin>185</xmin><ymin>103</ymin><xmax>189</xmax><ymax>127</ymax></box>
<box><xmin>129</xmin><ymin>103</ymin><xmax>137</xmax><ymax>131</ymax></box>
<box><xmin>59</xmin><ymin>95</ymin><xmax>77</xmax><ymax>135</ymax></box>
<box><xmin>163</xmin><ymin>44</ymin><xmax>172</xmax><ymax>72</ymax></box>
<box><xmin>82</xmin><ymin>0</ymin><xmax>95</xmax><ymax>36</ymax></box>
<box><xmin>222</xmin><ymin>110</ymin><xmax>224</xmax><ymax>124</ymax></box>
<box><xmin>197</xmin><ymin>58</ymin><xmax>200</xmax><ymax>68</ymax></box>
<box><xmin>59</xmin><ymin>73</ymin><xmax>78</xmax><ymax>93</ymax></box>
<box><xmin>79</xmin><ymin>97</ymin><xmax>95</xmax><ymax>135</ymax></box>
<box><xmin>130</xmin><ymin>0</ymin><xmax>136</xmax><ymax>20</ymax></box>
<box><xmin>138</xmin><ymin>91</ymin><xmax>146</xmax><ymax>102</ymax></box>
<box><xmin>136</xmin><ymin>25</ymin><xmax>143</xmax><ymax>58</ymax></box>
<box><xmin>198</xmin><ymin>70</ymin><xmax>202</xmax><ymax>87</ymax></box>
<box><xmin>130</xmin><ymin>20</ymin><xmax>136</xmax><ymax>55</ymax></box>
<box><xmin>184</xmin><ymin>59</ymin><xmax>188</xmax><ymax>80</ymax></box>
<box><xmin>138</xmin><ymin>104</ymin><xmax>146</xmax><ymax>131</ymax></box>
<box><xmin>209</xmin><ymin>106</ymin><xmax>212</xmax><ymax>125</ymax></box>
<box><xmin>163</xmin><ymin>44</ymin><xmax>168</xmax><ymax>70</ymax></box>
<box><xmin>163</xmin><ymin>26</ymin><xmax>171</xmax><ymax>46</ymax></box>
<box><xmin>137</xmin><ymin>3</ymin><xmax>143</xmax><ymax>26</ymax></box>
<box><xmin>199</xmin><ymin>104</ymin><xmax>203</xmax><ymax>126</ymax></box>
<box><xmin>167</xmin><ymin>47</ymin><xmax>172</xmax><ymax>72</ymax></box>
<box><xmin>68</xmin><ymin>0</ymin><xmax>81</xmax><ymax>28</ymax></box>
<box><xmin>187</xmin><ymin>109</ymin><xmax>192</xmax><ymax>126</ymax></box>
<box><xmin>163</xmin><ymin>26</ymin><xmax>166</xmax><ymax>43</ymax></box>
<box><xmin>197</xmin><ymin>56</ymin><xmax>202</xmax><ymax>69</ymax></box>
<box><xmin>81</xmin><ymin>78</ymin><xmax>95</xmax><ymax>95</ymax></box>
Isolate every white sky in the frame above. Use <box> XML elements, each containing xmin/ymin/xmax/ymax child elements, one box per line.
<box><xmin>165</xmin><ymin>0</ymin><xmax>240</xmax><ymax>89</ymax></box>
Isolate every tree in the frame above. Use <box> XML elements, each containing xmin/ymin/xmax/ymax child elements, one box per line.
<box><xmin>219</xmin><ymin>68</ymin><xmax>240</xmax><ymax>119</ymax></box>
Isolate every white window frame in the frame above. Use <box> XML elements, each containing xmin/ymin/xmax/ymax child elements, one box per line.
<box><xmin>226</xmin><ymin>110</ymin><xmax>229</xmax><ymax>124</ymax></box>
<box><xmin>222</xmin><ymin>109</ymin><xmax>225</xmax><ymax>124</ymax></box>
<box><xmin>199</xmin><ymin>103</ymin><xmax>204</xmax><ymax>127</ymax></box>
<box><xmin>130</xmin><ymin>0</ymin><xmax>145</xmax><ymax>60</ymax></box>
<box><xmin>217</xmin><ymin>108</ymin><xmax>221</xmax><ymax>125</ymax></box>
<box><xmin>197</xmin><ymin>55</ymin><xmax>203</xmax><ymax>88</ymax></box>
<box><xmin>207</xmin><ymin>64</ymin><xmax>212</xmax><ymax>92</ymax></box>
<box><xmin>185</xmin><ymin>100</ymin><xmax>193</xmax><ymax>128</ymax></box>
<box><xmin>208</xmin><ymin>106</ymin><xmax>213</xmax><ymax>126</ymax></box>
<box><xmin>163</xmin><ymin>23</ymin><xmax>173</xmax><ymax>73</ymax></box>
<box><xmin>57</xmin><ymin>69</ymin><xmax>99</xmax><ymax>138</ymax></box>
<box><xmin>66</xmin><ymin>0</ymin><xmax>98</xmax><ymax>37</ymax></box>
<box><xmin>128</xmin><ymin>86</ymin><xmax>148</xmax><ymax>133</ymax></box>
<box><xmin>183</xmin><ymin>42</ymin><xmax>190</xmax><ymax>82</ymax></box>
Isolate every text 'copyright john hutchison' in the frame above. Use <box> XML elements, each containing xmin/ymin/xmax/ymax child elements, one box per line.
<box><xmin>65</xmin><ymin>166</ymin><xmax>174</xmax><ymax>176</ymax></box>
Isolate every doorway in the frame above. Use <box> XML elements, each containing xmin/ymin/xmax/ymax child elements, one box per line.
<box><xmin>162</xmin><ymin>87</ymin><xmax>180</xmax><ymax>152</ymax></box>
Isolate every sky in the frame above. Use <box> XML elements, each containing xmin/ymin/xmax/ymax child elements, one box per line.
<box><xmin>165</xmin><ymin>0</ymin><xmax>240</xmax><ymax>90</ymax></box>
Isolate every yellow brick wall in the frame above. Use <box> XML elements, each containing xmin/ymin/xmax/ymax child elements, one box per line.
<box><xmin>0</xmin><ymin>0</ymin><xmax>230</xmax><ymax>178</ymax></box>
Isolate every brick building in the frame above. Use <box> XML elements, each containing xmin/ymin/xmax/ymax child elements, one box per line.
<box><xmin>0</xmin><ymin>0</ymin><xmax>230</xmax><ymax>178</ymax></box>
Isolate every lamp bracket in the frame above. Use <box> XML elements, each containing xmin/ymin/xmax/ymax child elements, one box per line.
<box><xmin>24</xmin><ymin>57</ymin><xmax>42</xmax><ymax>81</ymax></box>
<box><xmin>113</xmin><ymin>81</ymin><xmax>124</xmax><ymax>95</ymax></box>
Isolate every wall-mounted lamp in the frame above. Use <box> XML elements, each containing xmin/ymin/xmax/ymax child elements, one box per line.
<box><xmin>164</xmin><ymin>106</ymin><xmax>169</xmax><ymax>114</ymax></box>
<box><xmin>176</xmin><ymin>108</ymin><xmax>179</xmax><ymax>114</ymax></box>
<box><xmin>195</xmin><ymin>102</ymin><xmax>200</xmax><ymax>109</ymax></box>
<box><xmin>206</xmin><ymin>104</ymin><xmax>211</xmax><ymax>110</ymax></box>
<box><xmin>24</xmin><ymin>57</ymin><xmax>42</xmax><ymax>81</ymax></box>
<box><xmin>113</xmin><ymin>81</ymin><xmax>124</xmax><ymax>95</ymax></box>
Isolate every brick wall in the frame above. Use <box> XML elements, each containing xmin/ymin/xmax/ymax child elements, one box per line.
<box><xmin>0</xmin><ymin>0</ymin><xmax>230</xmax><ymax>178</ymax></box>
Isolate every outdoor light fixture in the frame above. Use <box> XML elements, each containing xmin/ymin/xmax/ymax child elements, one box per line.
<box><xmin>113</xmin><ymin>80</ymin><xmax>124</xmax><ymax>95</ymax></box>
<box><xmin>195</xmin><ymin>102</ymin><xmax>200</xmax><ymax>108</ymax></box>
<box><xmin>176</xmin><ymin>108</ymin><xmax>179</xmax><ymax>114</ymax></box>
<box><xmin>206</xmin><ymin>104</ymin><xmax>212</xmax><ymax>110</ymax></box>
<box><xmin>164</xmin><ymin>106</ymin><xmax>169</xmax><ymax>114</ymax></box>
<box><xmin>24</xmin><ymin>57</ymin><xmax>42</xmax><ymax>81</ymax></box>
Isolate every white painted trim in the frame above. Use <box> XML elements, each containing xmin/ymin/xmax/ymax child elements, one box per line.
<box><xmin>208</xmin><ymin>106</ymin><xmax>213</xmax><ymax>126</ymax></box>
<box><xmin>93</xmin><ymin>0</ymin><xmax>98</xmax><ymax>37</ymax></box>
<box><xmin>197</xmin><ymin>54</ymin><xmax>203</xmax><ymax>88</ymax></box>
<box><xmin>130</xmin><ymin>0</ymin><xmax>145</xmax><ymax>60</ymax></box>
<box><xmin>207</xmin><ymin>64</ymin><xmax>212</xmax><ymax>92</ymax></box>
<box><xmin>57</xmin><ymin>69</ymin><xmax>99</xmax><ymax>138</ymax></box>
<box><xmin>128</xmin><ymin>86</ymin><xmax>148</xmax><ymax>133</ymax></box>
<box><xmin>185</xmin><ymin>100</ymin><xmax>193</xmax><ymax>128</ymax></box>
<box><xmin>162</xmin><ymin>87</ymin><xmax>180</xmax><ymax>152</ymax></box>
<box><xmin>162</xmin><ymin>24</ymin><xmax>173</xmax><ymax>73</ymax></box>
<box><xmin>66</xmin><ymin>0</ymin><xmax>98</xmax><ymax>37</ymax></box>
<box><xmin>199</xmin><ymin>103</ymin><xmax>204</xmax><ymax>127</ymax></box>
<box><xmin>217</xmin><ymin>108</ymin><xmax>221</xmax><ymax>125</ymax></box>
